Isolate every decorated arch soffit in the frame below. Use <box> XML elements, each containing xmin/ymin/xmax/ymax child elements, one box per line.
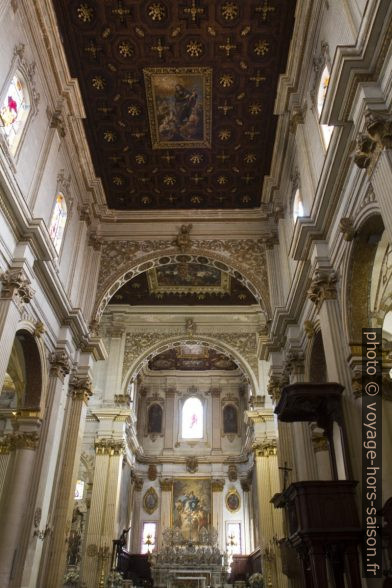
<box><xmin>93</xmin><ymin>237</ymin><xmax>270</xmax><ymax>321</ymax></box>
<box><xmin>121</xmin><ymin>335</ymin><xmax>259</xmax><ymax>396</ymax></box>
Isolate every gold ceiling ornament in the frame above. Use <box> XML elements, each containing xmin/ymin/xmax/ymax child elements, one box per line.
<box><xmin>121</xmin><ymin>74</ymin><xmax>138</xmax><ymax>88</ymax></box>
<box><xmin>241</xmin><ymin>173</ymin><xmax>255</xmax><ymax>184</ymax></box>
<box><xmin>244</xmin><ymin>153</ymin><xmax>256</xmax><ymax>164</ymax></box>
<box><xmin>171</xmin><ymin>27</ymin><xmax>182</xmax><ymax>37</ymax></box>
<box><xmin>242</xmin><ymin>195</ymin><xmax>251</xmax><ymax>203</ymax></box>
<box><xmin>245</xmin><ymin>126</ymin><xmax>260</xmax><ymax>140</ymax></box>
<box><xmin>221</xmin><ymin>1</ymin><xmax>239</xmax><ymax>20</ymax></box>
<box><xmin>217</xmin><ymin>175</ymin><xmax>227</xmax><ymax>185</ymax></box>
<box><xmin>254</xmin><ymin>39</ymin><xmax>269</xmax><ymax>56</ymax></box>
<box><xmin>148</xmin><ymin>3</ymin><xmax>166</xmax><ymax>21</ymax></box>
<box><xmin>186</xmin><ymin>40</ymin><xmax>203</xmax><ymax>57</ymax></box>
<box><xmin>250</xmin><ymin>71</ymin><xmax>266</xmax><ymax>87</ymax></box>
<box><xmin>255</xmin><ymin>1</ymin><xmax>275</xmax><ymax>21</ymax></box>
<box><xmin>241</xmin><ymin>26</ymin><xmax>251</xmax><ymax>36</ymax></box>
<box><xmin>190</xmin><ymin>153</ymin><xmax>203</xmax><ymax>164</ymax></box>
<box><xmin>151</xmin><ymin>38</ymin><xmax>170</xmax><ymax>59</ymax></box>
<box><xmin>219</xmin><ymin>73</ymin><xmax>234</xmax><ymax>88</ymax></box>
<box><xmin>91</xmin><ymin>76</ymin><xmax>105</xmax><ymax>90</ymax></box>
<box><xmin>249</xmin><ymin>103</ymin><xmax>262</xmax><ymax>115</ymax></box>
<box><xmin>103</xmin><ymin>131</ymin><xmax>116</xmax><ymax>143</ymax></box>
<box><xmin>77</xmin><ymin>4</ymin><xmax>93</xmax><ymax>23</ymax></box>
<box><xmin>112</xmin><ymin>4</ymin><xmax>131</xmax><ymax>21</ymax></box>
<box><xmin>191</xmin><ymin>195</ymin><xmax>202</xmax><ymax>204</ymax></box>
<box><xmin>113</xmin><ymin>176</ymin><xmax>123</xmax><ymax>186</ymax></box>
<box><xmin>207</xmin><ymin>26</ymin><xmax>216</xmax><ymax>36</ymax></box>
<box><xmin>163</xmin><ymin>175</ymin><xmax>176</xmax><ymax>186</ymax></box>
<box><xmin>118</xmin><ymin>41</ymin><xmax>133</xmax><ymax>58</ymax></box>
<box><xmin>184</xmin><ymin>0</ymin><xmax>205</xmax><ymax>22</ymax></box>
<box><xmin>141</xmin><ymin>196</ymin><xmax>152</xmax><ymax>205</ymax></box>
<box><xmin>135</xmin><ymin>154</ymin><xmax>146</xmax><ymax>165</ymax></box>
<box><xmin>84</xmin><ymin>41</ymin><xmax>100</xmax><ymax>58</ymax></box>
<box><xmin>218</xmin><ymin>101</ymin><xmax>233</xmax><ymax>116</ymax></box>
<box><xmin>143</xmin><ymin>487</ymin><xmax>159</xmax><ymax>514</ymax></box>
<box><xmin>128</xmin><ymin>105</ymin><xmax>141</xmax><ymax>116</ymax></box>
<box><xmin>219</xmin><ymin>37</ymin><xmax>237</xmax><ymax>57</ymax></box>
<box><xmin>219</xmin><ymin>129</ymin><xmax>231</xmax><ymax>141</ymax></box>
<box><xmin>102</xmin><ymin>27</ymin><xmax>111</xmax><ymax>39</ymax></box>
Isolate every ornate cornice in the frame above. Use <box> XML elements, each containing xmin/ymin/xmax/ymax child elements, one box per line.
<box><xmin>159</xmin><ymin>477</ymin><xmax>173</xmax><ymax>491</ymax></box>
<box><xmin>0</xmin><ymin>269</ymin><xmax>35</xmax><ymax>306</ymax></box>
<box><xmin>49</xmin><ymin>350</ymin><xmax>71</xmax><ymax>381</ymax></box>
<box><xmin>354</xmin><ymin>113</ymin><xmax>392</xmax><ymax>174</ymax></box>
<box><xmin>95</xmin><ymin>438</ymin><xmax>124</xmax><ymax>456</ymax></box>
<box><xmin>252</xmin><ymin>439</ymin><xmax>277</xmax><ymax>457</ymax></box>
<box><xmin>307</xmin><ymin>270</ymin><xmax>338</xmax><ymax>310</ymax></box>
<box><xmin>69</xmin><ymin>376</ymin><xmax>93</xmax><ymax>403</ymax></box>
<box><xmin>211</xmin><ymin>478</ymin><xmax>225</xmax><ymax>492</ymax></box>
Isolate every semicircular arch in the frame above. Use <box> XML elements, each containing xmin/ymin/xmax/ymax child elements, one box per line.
<box><xmin>94</xmin><ymin>247</ymin><xmax>270</xmax><ymax>322</ymax></box>
<box><xmin>121</xmin><ymin>335</ymin><xmax>259</xmax><ymax>397</ymax></box>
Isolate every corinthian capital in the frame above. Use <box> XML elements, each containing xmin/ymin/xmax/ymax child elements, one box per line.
<box><xmin>49</xmin><ymin>350</ymin><xmax>71</xmax><ymax>381</ymax></box>
<box><xmin>69</xmin><ymin>375</ymin><xmax>93</xmax><ymax>402</ymax></box>
<box><xmin>0</xmin><ymin>269</ymin><xmax>35</xmax><ymax>305</ymax></box>
<box><xmin>95</xmin><ymin>438</ymin><xmax>124</xmax><ymax>456</ymax></box>
<box><xmin>354</xmin><ymin>113</ymin><xmax>392</xmax><ymax>173</ymax></box>
<box><xmin>307</xmin><ymin>270</ymin><xmax>337</xmax><ymax>309</ymax></box>
<box><xmin>284</xmin><ymin>350</ymin><xmax>305</xmax><ymax>378</ymax></box>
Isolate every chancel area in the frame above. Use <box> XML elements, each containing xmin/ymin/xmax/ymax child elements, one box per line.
<box><xmin>0</xmin><ymin>1</ymin><xmax>391</xmax><ymax>587</ymax></box>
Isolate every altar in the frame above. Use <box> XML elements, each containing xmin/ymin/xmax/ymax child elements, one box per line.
<box><xmin>150</xmin><ymin>527</ymin><xmax>228</xmax><ymax>588</ymax></box>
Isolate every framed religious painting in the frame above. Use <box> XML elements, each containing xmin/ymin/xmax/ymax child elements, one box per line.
<box><xmin>172</xmin><ymin>478</ymin><xmax>211</xmax><ymax>542</ymax></box>
<box><xmin>225</xmin><ymin>487</ymin><xmax>240</xmax><ymax>513</ymax></box>
<box><xmin>143</xmin><ymin>67</ymin><xmax>212</xmax><ymax>149</ymax></box>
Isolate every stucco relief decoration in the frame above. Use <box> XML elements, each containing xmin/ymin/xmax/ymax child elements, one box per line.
<box><xmin>186</xmin><ymin>456</ymin><xmax>198</xmax><ymax>473</ymax></box>
<box><xmin>143</xmin><ymin>487</ymin><xmax>159</xmax><ymax>515</ymax></box>
<box><xmin>95</xmin><ymin>238</ymin><xmax>269</xmax><ymax>320</ymax></box>
<box><xmin>121</xmin><ymin>331</ymin><xmax>258</xmax><ymax>381</ymax></box>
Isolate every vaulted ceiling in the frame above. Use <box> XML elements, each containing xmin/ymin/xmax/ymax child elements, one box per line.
<box><xmin>55</xmin><ymin>0</ymin><xmax>296</xmax><ymax>210</ymax></box>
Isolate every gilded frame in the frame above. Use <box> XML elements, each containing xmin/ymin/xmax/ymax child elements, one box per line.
<box><xmin>143</xmin><ymin>67</ymin><xmax>212</xmax><ymax>149</ymax></box>
<box><xmin>225</xmin><ymin>487</ymin><xmax>241</xmax><ymax>513</ymax></box>
<box><xmin>171</xmin><ymin>477</ymin><xmax>212</xmax><ymax>537</ymax></box>
<box><xmin>143</xmin><ymin>486</ymin><xmax>159</xmax><ymax>515</ymax></box>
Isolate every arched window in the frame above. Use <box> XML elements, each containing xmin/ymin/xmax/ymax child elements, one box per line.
<box><xmin>0</xmin><ymin>72</ymin><xmax>30</xmax><ymax>155</ymax></box>
<box><xmin>317</xmin><ymin>65</ymin><xmax>333</xmax><ymax>147</ymax></box>
<box><xmin>49</xmin><ymin>193</ymin><xmax>67</xmax><ymax>253</ymax></box>
<box><xmin>182</xmin><ymin>396</ymin><xmax>203</xmax><ymax>439</ymax></box>
<box><xmin>293</xmin><ymin>188</ymin><xmax>304</xmax><ymax>222</ymax></box>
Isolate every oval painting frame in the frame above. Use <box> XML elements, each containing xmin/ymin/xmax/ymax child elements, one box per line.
<box><xmin>225</xmin><ymin>487</ymin><xmax>240</xmax><ymax>513</ymax></box>
<box><xmin>143</xmin><ymin>486</ymin><xmax>158</xmax><ymax>515</ymax></box>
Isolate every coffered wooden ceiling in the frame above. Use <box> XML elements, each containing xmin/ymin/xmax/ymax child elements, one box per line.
<box><xmin>55</xmin><ymin>0</ymin><xmax>296</xmax><ymax>210</ymax></box>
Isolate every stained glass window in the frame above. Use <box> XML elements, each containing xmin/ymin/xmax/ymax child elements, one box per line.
<box><xmin>0</xmin><ymin>73</ymin><xmax>29</xmax><ymax>154</ymax></box>
<box><xmin>293</xmin><ymin>188</ymin><xmax>304</xmax><ymax>221</ymax></box>
<box><xmin>317</xmin><ymin>65</ymin><xmax>333</xmax><ymax>147</ymax></box>
<box><xmin>141</xmin><ymin>522</ymin><xmax>156</xmax><ymax>554</ymax></box>
<box><xmin>74</xmin><ymin>480</ymin><xmax>84</xmax><ymax>500</ymax></box>
<box><xmin>49</xmin><ymin>193</ymin><xmax>67</xmax><ymax>252</ymax></box>
<box><xmin>182</xmin><ymin>396</ymin><xmax>203</xmax><ymax>439</ymax></box>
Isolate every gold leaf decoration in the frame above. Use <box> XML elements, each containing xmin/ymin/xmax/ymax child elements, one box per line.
<box><xmin>254</xmin><ymin>39</ymin><xmax>269</xmax><ymax>56</ymax></box>
<box><xmin>104</xmin><ymin>131</ymin><xmax>116</xmax><ymax>142</ymax></box>
<box><xmin>219</xmin><ymin>129</ymin><xmax>231</xmax><ymax>141</ymax></box>
<box><xmin>148</xmin><ymin>3</ymin><xmax>166</xmax><ymax>21</ymax></box>
<box><xmin>186</xmin><ymin>40</ymin><xmax>203</xmax><ymax>57</ymax></box>
<box><xmin>163</xmin><ymin>175</ymin><xmax>176</xmax><ymax>186</ymax></box>
<box><xmin>249</xmin><ymin>103</ymin><xmax>262</xmax><ymax>115</ymax></box>
<box><xmin>119</xmin><ymin>41</ymin><xmax>133</xmax><ymax>58</ymax></box>
<box><xmin>221</xmin><ymin>2</ymin><xmax>239</xmax><ymax>20</ymax></box>
<box><xmin>135</xmin><ymin>154</ymin><xmax>146</xmax><ymax>164</ymax></box>
<box><xmin>113</xmin><ymin>176</ymin><xmax>123</xmax><ymax>186</ymax></box>
<box><xmin>244</xmin><ymin>153</ymin><xmax>257</xmax><ymax>163</ymax></box>
<box><xmin>190</xmin><ymin>153</ymin><xmax>203</xmax><ymax>164</ymax></box>
<box><xmin>217</xmin><ymin>176</ymin><xmax>228</xmax><ymax>185</ymax></box>
<box><xmin>91</xmin><ymin>76</ymin><xmax>105</xmax><ymax>90</ymax></box>
<box><xmin>219</xmin><ymin>74</ymin><xmax>234</xmax><ymax>88</ymax></box>
<box><xmin>128</xmin><ymin>105</ymin><xmax>141</xmax><ymax>116</ymax></box>
<box><xmin>77</xmin><ymin>4</ymin><xmax>93</xmax><ymax>23</ymax></box>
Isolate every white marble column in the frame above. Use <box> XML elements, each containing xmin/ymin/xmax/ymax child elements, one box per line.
<box><xmin>0</xmin><ymin>269</ymin><xmax>34</xmax><ymax>390</ymax></box>
<box><xmin>14</xmin><ymin>350</ymin><xmax>71</xmax><ymax>588</ymax></box>
<box><xmin>82</xmin><ymin>438</ymin><xmax>125</xmax><ymax>588</ymax></box>
<box><xmin>159</xmin><ymin>478</ymin><xmax>173</xmax><ymax>547</ymax></box>
<box><xmin>163</xmin><ymin>390</ymin><xmax>175</xmax><ymax>451</ymax></box>
<box><xmin>371</xmin><ymin>149</ymin><xmax>392</xmax><ymax>242</ymax></box>
<box><xmin>0</xmin><ymin>437</ymin><xmax>11</xmax><ymax>498</ymax></box>
<box><xmin>265</xmin><ymin>242</ymin><xmax>285</xmax><ymax>307</ymax></box>
<box><xmin>212</xmin><ymin>479</ymin><xmax>224</xmax><ymax>551</ymax></box>
<box><xmin>0</xmin><ymin>417</ymin><xmax>41</xmax><ymax>586</ymax></box>
<box><xmin>211</xmin><ymin>388</ymin><xmax>221</xmax><ymax>453</ymax></box>
<box><xmin>43</xmin><ymin>375</ymin><xmax>92</xmax><ymax>588</ymax></box>
<box><xmin>103</xmin><ymin>326</ymin><xmax>125</xmax><ymax>401</ymax></box>
<box><xmin>131</xmin><ymin>476</ymin><xmax>144</xmax><ymax>552</ymax></box>
<box><xmin>307</xmin><ymin>263</ymin><xmax>359</xmax><ymax>481</ymax></box>
<box><xmin>240</xmin><ymin>479</ymin><xmax>251</xmax><ymax>554</ymax></box>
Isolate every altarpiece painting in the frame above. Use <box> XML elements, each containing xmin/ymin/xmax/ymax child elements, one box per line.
<box><xmin>172</xmin><ymin>479</ymin><xmax>211</xmax><ymax>542</ymax></box>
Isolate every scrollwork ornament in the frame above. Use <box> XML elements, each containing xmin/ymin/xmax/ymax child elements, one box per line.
<box><xmin>69</xmin><ymin>376</ymin><xmax>93</xmax><ymax>402</ymax></box>
<box><xmin>307</xmin><ymin>270</ymin><xmax>338</xmax><ymax>310</ymax></box>
<box><xmin>49</xmin><ymin>350</ymin><xmax>71</xmax><ymax>381</ymax></box>
<box><xmin>0</xmin><ymin>269</ymin><xmax>35</xmax><ymax>306</ymax></box>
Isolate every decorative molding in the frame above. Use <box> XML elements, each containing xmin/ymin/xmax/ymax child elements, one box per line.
<box><xmin>354</xmin><ymin>112</ymin><xmax>392</xmax><ymax>174</ymax></box>
<box><xmin>68</xmin><ymin>376</ymin><xmax>93</xmax><ymax>403</ymax></box>
<box><xmin>211</xmin><ymin>478</ymin><xmax>225</xmax><ymax>492</ymax></box>
<box><xmin>148</xmin><ymin>464</ymin><xmax>157</xmax><ymax>481</ymax></box>
<box><xmin>49</xmin><ymin>350</ymin><xmax>71</xmax><ymax>381</ymax></box>
<box><xmin>160</xmin><ymin>477</ymin><xmax>173</xmax><ymax>491</ymax></box>
<box><xmin>0</xmin><ymin>269</ymin><xmax>35</xmax><ymax>306</ymax></box>
<box><xmin>339</xmin><ymin>217</ymin><xmax>356</xmax><ymax>241</ymax></box>
<box><xmin>307</xmin><ymin>270</ymin><xmax>337</xmax><ymax>310</ymax></box>
<box><xmin>95</xmin><ymin>239</ymin><xmax>270</xmax><ymax>319</ymax></box>
<box><xmin>186</xmin><ymin>456</ymin><xmax>198</xmax><ymax>473</ymax></box>
<box><xmin>228</xmin><ymin>464</ymin><xmax>237</xmax><ymax>482</ymax></box>
<box><xmin>95</xmin><ymin>438</ymin><xmax>124</xmax><ymax>456</ymax></box>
